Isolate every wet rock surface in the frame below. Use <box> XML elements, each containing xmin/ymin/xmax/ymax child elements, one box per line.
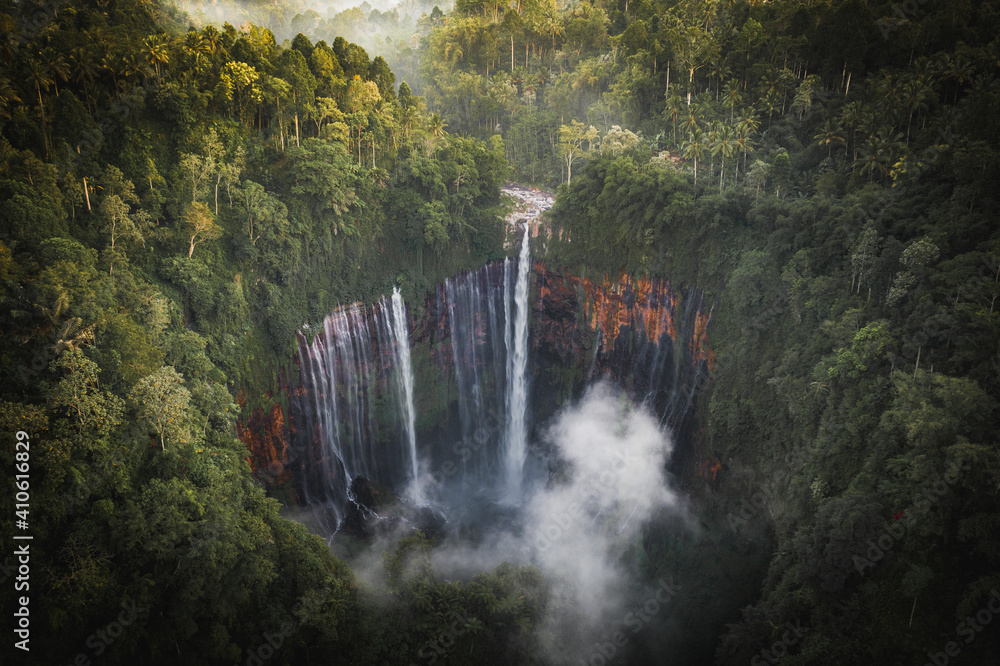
<box><xmin>337</xmin><ymin>475</ymin><xmax>448</xmax><ymax>539</ymax></box>
<box><xmin>502</xmin><ymin>183</ymin><xmax>554</xmax><ymax>237</ymax></box>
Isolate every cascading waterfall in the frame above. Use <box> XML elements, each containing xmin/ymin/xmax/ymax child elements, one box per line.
<box><xmin>285</xmin><ymin>235</ymin><xmax>714</xmax><ymax>534</ymax></box>
<box><xmin>444</xmin><ymin>263</ymin><xmax>509</xmax><ymax>484</ymax></box>
<box><xmin>503</xmin><ymin>227</ymin><xmax>531</xmax><ymax>499</ymax></box>
<box><xmin>296</xmin><ymin>293</ymin><xmax>422</xmax><ymax>533</ymax></box>
<box><xmin>385</xmin><ymin>287</ymin><xmax>419</xmax><ymax>497</ymax></box>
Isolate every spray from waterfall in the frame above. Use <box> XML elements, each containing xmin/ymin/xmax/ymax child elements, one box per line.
<box><xmin>504</xmin><ymin>226</ymin><xmax>531</xmax><ymax>500</ymax></box>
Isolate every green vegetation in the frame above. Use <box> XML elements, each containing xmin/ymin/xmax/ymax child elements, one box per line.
<box><xmin>2</xmin><ymin>0</ymin><xmax>999</xmax><ymax>662</ymax></box>
<box><xmin>0</xmin><ymin>0</ymin><xmax>518</xmax><ymax>662</ymax></box>
<box><xmin>537</xmin><ymin>0</ymin><xmax>1000</xmax><ymax>660</ymax></box>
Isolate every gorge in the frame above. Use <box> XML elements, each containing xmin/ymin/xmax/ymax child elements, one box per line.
<box><xmin>4</xmin><ymin>0</ymin><xmax>998</xmax><ymax>662</ymax></box>
<box><xmin>233</xmin><ymin>186</ymin><xmax>728</xmax><ymax>663</ymax></box>
<box><xmin>241</xmin><ymin>188</ymin><xmax>715</xmax><ymax>536</ymax></box>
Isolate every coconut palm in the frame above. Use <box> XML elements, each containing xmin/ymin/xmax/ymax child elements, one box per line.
<box><xmin>25</xmin><ymin>57</ymin><xmax>54</xmax><ymax>121</ymax></box>
<box><xmin>937</xmin><ymin>52</ymin><xmax>975</xmax><ymax>103</ymax></box>
<box><xmin>711</xmin><ymin>123</ymin><xmax>737</xmax><ymax>191</ymax></box>
<box><xmin>814</xmin><ymin>117</ymin><xmax>845</xmax><ymax>159</ymax></box>
<box><xmin>900</xmin><ymin>77</ymin><xmax>932</xmax><ymax>145</ymax></box>
<box><xmin>722</xmin><ymin>79</ymin><xmax>742</xmax><ymax>122</ymax></box>
<box><xmin>855</xmin><ymin>129</ymin><xmax>904</xmax><ymax>183</ymax></box>
<box><xmin>70</xmin><ymin>46</ymin><xmax>99</xmax><ymax>109</ymax></box>
<box><xmin>759</xmin><ymin>90</ymin><xmax>780</xmax><ymax>127</ymax></box>
<box><xmin>838</xmin><ymin>100</ymin><xmax>865</xmax><ymax>162</ymax></box>
<box><xmin>42</xmin><ymin>48</ymin><xmax>70</xmax><ymax>96</ymax></box>
<box><xmin>682</xmin><ymin>128</ymin><xmax>706</xmax><ymax>184</ymax></box>
<box><xmin>664</xmin><ymin>93</ymin><xmax>683</xmax><ymax>144</ymax></box>
<box><xmin>734</xmin><ymin>121</ymin><xmax>756</xmax><ymax>179</ymax></box>
<box><xmin>143</xmin><ymin>34</ymin><xmax>171</xmax><ymax>77</ymax></box>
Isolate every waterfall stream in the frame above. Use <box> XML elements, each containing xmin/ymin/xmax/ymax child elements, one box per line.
<box><xmin>504</xmin><ymin>226</ymin><xmax>531</xmax><ymax>500</ymax></box>
<box><xmin>386</xmin><ymin>287</ymin><xmax>419</xmax><ymax>498</ymax></box>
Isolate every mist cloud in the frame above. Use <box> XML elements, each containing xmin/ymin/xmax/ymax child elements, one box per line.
<box><xmin>423</xmin><ymin>380</ymin><xmax>685</xmax><ymax>663</ymax></box>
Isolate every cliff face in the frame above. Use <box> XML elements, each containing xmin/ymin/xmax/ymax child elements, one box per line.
<box><xmin>237</xmin><ymin>261</ymin><xmax>715</xmax><ymax>498</ymax></box>
<box><xmin>531</xmin><ymin>265</ymin><xmax>714</xmax><ymax>474</ymax></box>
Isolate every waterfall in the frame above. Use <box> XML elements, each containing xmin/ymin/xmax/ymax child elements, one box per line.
<box><xmin>444</xmin><ymin>263</ymin><xmax>508</xmax><ymax>484</ymax></box>
<box><xmin>504</xmin><ymin>227</ymin><xmax>531</xmax><ymax>499</ymax></box>
<box><xmin>386</xmin><ymin>287</ymin><xmax>419</xmax><ymax>496</ymax></box>
<box><xmin>283</xmin><ymin>256</ymin><xmax>714</xmax><ymax>534</ymax></box>
<box><xmin>295</xmin><ymin>296</ymin><xmax>421</xmax><ymax>533</ymax></box>
<box><xmin>296</xmin><ymin>304</ymin><xmax>380</xmax><ymax>534</ymax></box>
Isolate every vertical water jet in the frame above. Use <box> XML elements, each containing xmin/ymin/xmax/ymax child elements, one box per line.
<box><xmin>504</xmin><ymin>226</ymin><xmax>531</xmax><ymax>499</ymax></box>
<box><xmin>386</xmin><ymin>287</ymin><xmax>419</xmax><ymax>497</ymax></box>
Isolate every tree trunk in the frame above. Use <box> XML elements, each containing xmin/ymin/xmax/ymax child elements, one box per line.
<box><xmin>83</xmin><ymin>177</ymin><xmax>91</xmax><ymax>211</ymax></box>
<box><xmin>294</xmin><ymin>113</ymin><xmax>300</xmax><ymax>147</ymax></box>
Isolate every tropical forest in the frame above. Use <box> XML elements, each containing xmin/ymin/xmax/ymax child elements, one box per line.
<box><xmin>0</xmin><ymin>0</ymin><xmax>998</xmax><ymax>663</ymax></box>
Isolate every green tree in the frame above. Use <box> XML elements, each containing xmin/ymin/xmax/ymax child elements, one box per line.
<box><xmin>47</xmin><ymin>349</ymin><xmax>124</xmax><ymax>439</ymax></box>
<box><xmin>182</xmin><ymin>201</ymin><xmax>221</xmax><ymax>259</ymax></box>
<box><xmin>130</xmin><ymin>365</ymin><xmax>191</xmax><ymax>450</ymax></box>
<box><xmin>557</xmin><ymin>120</ymin><xmax>598</xmax><ymax>184</ymax></box>
<box><xmin>98</xmin><ymin>166</ymin><xmax>150</xmax><ymax>274</ymax></box>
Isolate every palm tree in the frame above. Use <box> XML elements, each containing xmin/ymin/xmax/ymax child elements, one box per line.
<box><xmin>428</xmin><ymin>113</ymin><xmax>448</xmax><ymax>152</ymax></box>
<box><xmin>122</xmin><ymin>52</ymin><xmax>152</xmax><ymax>83</ymax></box>
<box><xmin>143</xmin><ymin>35</ymin><xmax>171</xmax><ymax>77</ymax></box>
<box><xmin>183</xmin><ymin>31</ymin><xmax>211</xmax><ymax>73</ymax></box>
<box><xmin>70</xmin><ymin>46</ymin><xmax>99</xmax><ymax>110</ymax></box>
<box><xmin>938</xmin><ymin>52</ymin><xmax>974</xmax><ymax>103</ymax></box>
<box><xmin>202</xmin><ymin>26</ymin><xmax>223</xmax><ymax>55</ymax></box>
<box><xmin>705</xmin><ymin>122</ymin><xmax>719</xmax><ymax>181</ymax></box>
<box><xmin>708</xmin><ymin>61</ymin><xmax>730</xmax><ymax>101</ymax></box>
<box><xmin>42</xmin><ymin>48</ymin><xmax>70</xmax><ymax>96</ymax></box>
<box><xmin>712</xmin><ymin>123</ymin><xmax>737</xmax><ymax>191</ymax></box>
<box><xmin>736</xmin><ymin>122</ymin><xmax>757</xmax><ymax>179</ymax></box>
<box><xmin>813</xmin><ymin>117</ymin><xmax>845</xmax><ymax>159</ymax></box>
<box><xmin>736</xmin><ymin>114</ymin><xmax>759</xmax><ymax>173</ymax></box>
<box><xmin>838</xmin><ymin>101</ymin><xmax>865</xmax><ymax>162</ymax></box>
<box><xmin>682</xmin><ymin>128</ymin><xmax>705</xmax><ymax>184</ymax></box>
<box><xmin>664</xmin><ymin>93</ymin><xmax>682</xmax><ymax>144</ymax></box>
<box><xmin>759</xmin><ymin>90</ymin><xmax>780</xmax><ymax>128</ymax></box>
<box><xmin>855</xmin><ymin>129</ymin><xmax>903</xmax><ymax>182</ymax></box>
<box><xmin>900</xmin><ymin>77</ymin><xmax>931</xmax><ymax>145</ymax></box>
<box><xmin>722</xmin><ymin>79</ymin><xmax>742</xmax><ymax>122</ymax></box>
<box><xmin>683</xmin><ymin>110</ymin><xmax>700</xmax><ymax>137</ymax></box>
<box><xmin>26</xmin><ymin>57</ymin><xmax>54</xmax><ymax>125</ymax></box>
<box><xmin>541</xmin><ymin>13</ymin><xmax>564</xmax><ymax>50</ymax></box>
